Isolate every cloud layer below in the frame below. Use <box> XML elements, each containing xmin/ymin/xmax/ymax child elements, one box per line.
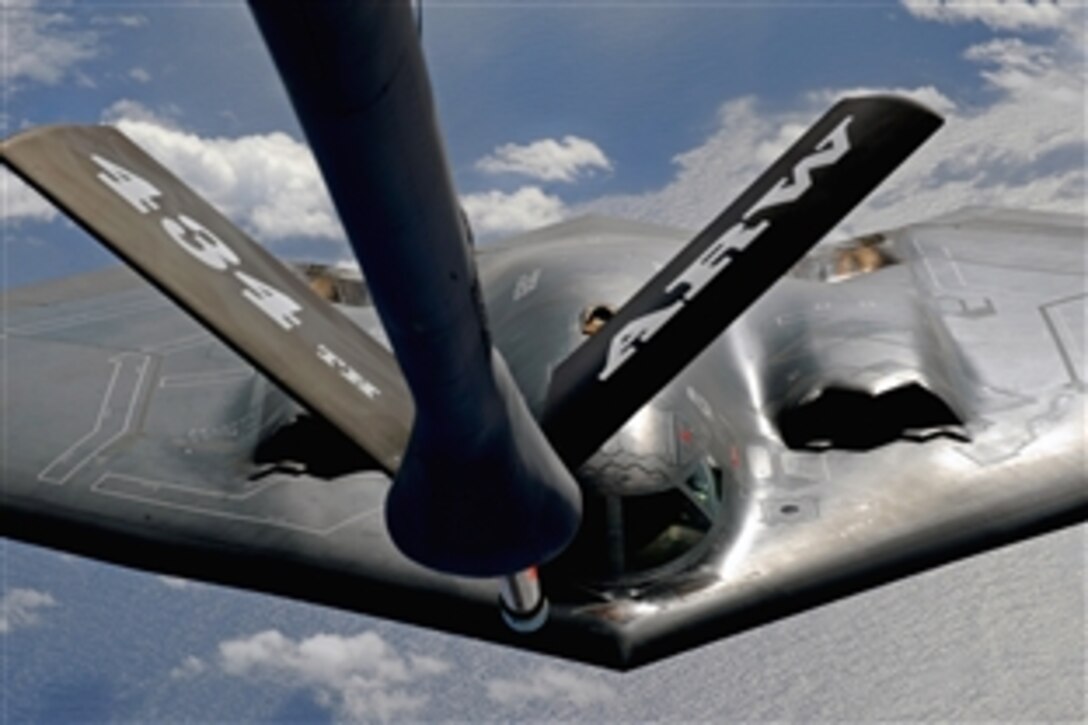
<box><xmin>217</xmin><ymin>629</ymin><xmax>449</xmax><ymax>722</ymax></box>
<box><xmin>0</xmin><ymin>588</ymin><xmax>57</xmax><ymax>634</ymax></box>
<box><xmin>487</xmin><ymin>665</ymin><xmax>615</xmax><ymax>708</ymax></box>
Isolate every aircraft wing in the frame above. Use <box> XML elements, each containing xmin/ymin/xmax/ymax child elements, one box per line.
<box><xmin>3</xmin><ymin>210</ymin><xmax>1084</xmax><ymax>669</ymax></box>
<box><xmin>0</xmin><ymin>263</ymin><xmax>502</xmax><ymax>642</ymax></box>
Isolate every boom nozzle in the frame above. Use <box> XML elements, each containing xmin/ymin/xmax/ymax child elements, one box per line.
<box><xmin>500</xmin><ymin>568</ymin><xmax>549</xmax><ymax>633</ymax></box>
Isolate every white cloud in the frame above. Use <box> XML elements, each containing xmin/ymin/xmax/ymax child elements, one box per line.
<box><xmin>157</xmin><ymin>575</ymin><xmax>194</xmax><ymax>590</ymax></box>
<box><xmin>218</xmin><ymin>629</ymin><xmax>448</xmax><ymax>723</ymax></box>
<box><xmin>128</xmin><ymin>67</ymin><xmax>151</xmax><ymax>84</ymax></box>
<box><xmin>91</xmin><ymin>13</ymin><xmax>148</xmax><ymax>28</ymax></box>
<box><xmin>487</xmin><ymin>665</ymin><xmax>615</xmax><ymax>708</ymax></box>
<box><xmin>103</xmin><ymin>101</ymin><xmax>344</xmax><ymax>245</ymax></box>
<box><xmin>461</xmin><ymin>186</ymin><xmax>568</xmax><ymax>236</ymax></box>
<box><xmin>581</xmin><ymin>21</ymin><xmax>1085</xmax><ymax>240</ymax></box>
<box><xmin>578</xmin><ymin>96</ymin><xmax>781</xmax><ymax>230</ymax></box>
<box><xmin>0</xmin><ymin>588</ymin><xmax>57</xmax><ymax>634</ymax></box>
<box><xmin>1</xmin><ymin>0</ymin><xmax>98</xmax><ymax>89</ymax></box>
<box><xmin>101</xmin><ymin>98</ymin><xmax>170</xmax><ymax>126</ymax></box>
<box><xmin>1</xmin><ymin>168</ymin><xmax>59</xmax><ymax>223</ymax></box>
<box><xmin>476</xmin><ymin>135</ymin><xmax>612</xmax><ymax>183</ymax></box>
<box><xmin>963</xmin><ymin>36</ymin><xmax>1077</xmax><ymax>97</ymax></box>
<box><xmin>169</xmin><ymin>655</ymin><xmax>206</xmax><ymax>680</ymax></box>
<box><xmin>17</xmin><ymin>97</ymin><xmax>575</xmax><ymax>245</ymax></box>
<box><xmin>901</xmin><ymin>0</ymin><xmax>1072</xmax><ymax>31</ymax></box>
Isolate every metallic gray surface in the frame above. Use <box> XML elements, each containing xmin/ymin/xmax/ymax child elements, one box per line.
<box><xmin>2</xmin><ymin>209</ymin><xmax>1084</xmax><ymax>668</ymax></box>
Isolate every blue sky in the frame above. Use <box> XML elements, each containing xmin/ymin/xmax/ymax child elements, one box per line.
<box><xmin>5</xmin><ymin>0</ymin><xmax>1085</xmax><ymax>281</ymax></box>
<box><xmin>2</xmin><ymin>1</ymin><xmax>1086</xmax><ymax>722</ymax></box>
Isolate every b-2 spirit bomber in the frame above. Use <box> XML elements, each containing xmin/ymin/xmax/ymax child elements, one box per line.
<box><xmin>2</xmin><ymin>1</ymin><xmax>1084</xmax><ymax>668</ymax></box>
